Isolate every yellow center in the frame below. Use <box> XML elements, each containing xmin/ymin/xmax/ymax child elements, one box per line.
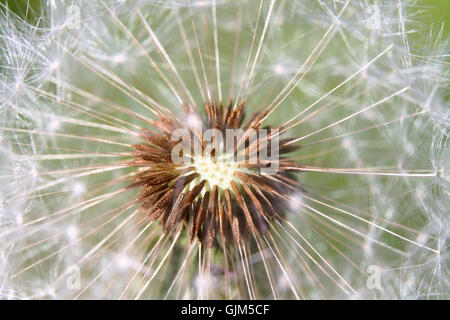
<box><xmin>192</xmin><ymin>155</ymin><xmax>237</xmax><ymax>190</ymax></box>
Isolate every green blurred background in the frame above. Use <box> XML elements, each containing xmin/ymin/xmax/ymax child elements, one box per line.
<box><xmin>418</xmin><ymin>0</ymin><xmax>449</xmax><ymax>36</ymax></box>
<box><xmin>1</xmin><ymin>0</ymin><xmax>449</xmax><ymax>38</ymax></box>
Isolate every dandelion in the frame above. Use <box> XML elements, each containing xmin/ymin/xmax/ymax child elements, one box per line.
<box><xmin>0</xmin><ymin>0</ymin><xmax>448</xmax><ymax>300</ymax></box>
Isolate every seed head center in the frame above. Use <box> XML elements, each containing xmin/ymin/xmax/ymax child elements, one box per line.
<box><xmin>192</xmin><ymin>155</ymin><xmax>237</xmax><ymax>190</ymax></box>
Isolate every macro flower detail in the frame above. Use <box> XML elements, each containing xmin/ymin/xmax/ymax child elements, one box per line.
<box><xmin>0</xmin><ymin>0</ymin><xmax>448</xmax><ymax>300</ymax></box>
<box><xmin>130</xmin><ymin>100</ymin><xmax>303</xmax><ymax>247</ymax></box>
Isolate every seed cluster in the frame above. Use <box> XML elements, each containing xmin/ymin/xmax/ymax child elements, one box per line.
<box><xmin>192</xmin><ymin>156</ymin><xmax>237</xmax><ymax>190</ymax></box>
<box><xmin>130</xmin><ymin>101</ymin><xmax>304</xmax><ymax>247</ymax></box>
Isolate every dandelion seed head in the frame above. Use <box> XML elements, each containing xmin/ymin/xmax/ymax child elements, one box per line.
<box><xmin>1</xmin><ymin>0</ymin><xmax>448</xmax><ymax>300</ymax></box>
<box><xmin>131</xmin><ymin>100</ymin><xmax>303</xmax><ymax>246</ymax></box>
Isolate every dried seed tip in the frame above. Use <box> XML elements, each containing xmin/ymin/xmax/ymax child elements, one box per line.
<box><xmin>132</xmin><ymin>101</ymin><xmax>304</xmax><ymax>245</ymax></box>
